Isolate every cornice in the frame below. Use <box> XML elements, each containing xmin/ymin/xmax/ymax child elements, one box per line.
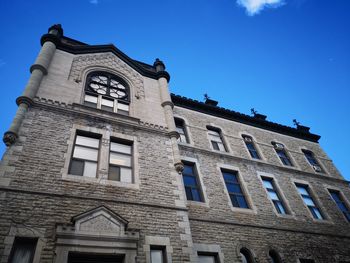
<box><xmin>47</xmin><ymin>35</ymin><xmax>170</xmax><ymax>82</ymax></box>
<box><xmin>171</xmin><ymin>94</ymin><xmax>321</xmax><ymax>143</ymax></box>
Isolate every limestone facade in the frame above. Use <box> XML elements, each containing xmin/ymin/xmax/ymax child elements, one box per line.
<box><xmin>0</xmin><ymin>25</ymin><xmax>349</xmax><ymax>263</ymax></box>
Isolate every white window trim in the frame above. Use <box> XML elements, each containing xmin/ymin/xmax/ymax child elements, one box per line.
<box><xmin>62</xmin><ymin>124</ymin><xmax>140</xmax><ymax>189</ymax></box>
<box><xmin>291</xmin><ymin>178</ymin><xmax>331</xmax><ymax>223</ymax></box>
<box><xmin>324</xmin><ymin>184</ymin><xmax>350</xmax><ymax>223</ymax></box>
<box><xmin>173</xmin><ymin>115</ymin><xmax>192</xmax><ymax>145</ymax></box>
<box><xmin>143</xmin><ymin>236</ymin><xmax>173</xmax><ymax>263</ymax></box>
<box><xmin>194</xmin><ymin>243</ymin><xmax>224</xmax><ymax>263</ymax></box>
<box><xmin>216</xmin><ymin>163</ymin><xmax>257</xmax><ymax>214</ymax></box>
<box><xmin>206</xmin><ymin>125</ymin><xmax>231</xmax><ymax>153</ymax></box>
<box><xmin>3</xmin><ymin>226</ymin><xmax>45</xmax><ymax>263</ymax></box>
<box><xmin>257</xmin><ymin>171</ymin><xmax>295</xmax><ymax>218</ymax></box>
<box><xmin>181</xmin><ymin>156</ymin><xmax>210</xmax><ymax>207</ymax></box>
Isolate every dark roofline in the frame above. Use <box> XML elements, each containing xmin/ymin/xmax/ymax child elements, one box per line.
<box><xmin>171</xmin><ymin>94</ymin><xmax>321</xmax><ymax>143</ymax></box>
<box><xmin>41</xmin><ymin>34</ymin><xmax>170</xmax><ymax>81</ymax></box>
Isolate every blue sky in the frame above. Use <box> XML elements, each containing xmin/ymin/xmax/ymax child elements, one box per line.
<box><xmin>0</xmin><ymin>0</ymin><xmax>349</xmax><ymax>180</ymax></box>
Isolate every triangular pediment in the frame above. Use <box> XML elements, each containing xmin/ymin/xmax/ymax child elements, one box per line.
<box><xmin>71</xmin><ymin>206</ymin><xmax>128</xmax><ymax>236</ymax></box>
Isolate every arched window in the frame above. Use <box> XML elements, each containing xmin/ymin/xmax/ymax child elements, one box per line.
<box><xmin>269</xmin><ymin>250</ymin><xmax>282</xmax><ymax>263</ymax></box>
<box><xmin>240</xmin><ymin>248</ymin><xmax>254</xmax><ymax>263</ymax></box>
<box><xmin>84</xmin><ymin>72</ymin><xmax>130</xmax><ymax>115</ymax></box>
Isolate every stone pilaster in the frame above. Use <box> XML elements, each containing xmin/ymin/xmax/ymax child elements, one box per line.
<box><xmin>2</xmin><ymin>24</ymin><xmax>62</xmax><ymax>146</ymax></box>
<box><xmin>154</xmin><ymin>58</ymin><xmax>184</xmax><ymax>173</ymax></box>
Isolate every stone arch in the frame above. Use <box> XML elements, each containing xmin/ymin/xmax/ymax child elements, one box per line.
<box><xmin>69</xmin><ymin>53</ymin><xmax>145</xmax><ymax>99</ymax></box>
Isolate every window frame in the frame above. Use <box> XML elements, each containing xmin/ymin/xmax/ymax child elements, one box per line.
<box><xmin>207</xmin><ymin>126</ymin><xmax>227</xmax><ymax>152</ymax></box>
<box><xmin>150</xmin><ymin>245</ymin><xmax>167</xmax><ymax>263</ymax></box>
<box><xmin>83</xmin><ymin>71</ymin><xmax>130</xmax><ymax>115</ymax></box>
<box><xmin>182</xmin><ymin>161</ymin><xmax>204</xmax><ymax>203</ymax></box>
<box><xmin>63</xmin><ymin>125</ymin><xmax>139</xmax><ymax>189</ymax></box>
<box><xmin>328</xmin><ymin>189</ymin><xmax>350</xmax><ymax>222</ymax></box>
<box><xmin>302</xmin><ymin>149</ymin><xmax>324</xmax><ymax>173</ymax></box>
<box><xmin>8</xmin><ymin>237</ymin><xmax>38</xmax><ymax>263</ymax></box>
<box><xmin>108</xmin><ymin>138</ymin><xmax>133</xmax><ymax>183</ymax></box>
<box><xmin>197</xmin><ymin>252</ymin><xmax>219</xmax><ymax>263</ymax></box>
<box><xmin>272</xmin><ymin>142</ymin><xmax>293</xmax><ymax>166</ymax></box>
<box><xmin>221</xmin><ymin>169</ymin><xmax>250</xmax><ymax>209</ymax></box>
<box><xmin>174</xmin><ymin>117</ymin><xmax>189</xmax><ymax>144</ymax></box>
<box><xmin>242</xmin><ymin>135</ymin><xmax>260</xmax><ymax>160</ymax></box>
<box><xmin>261</xmin><ymin>176</ymin><xmax>289</xmax><ymax>215</ymax></box>
<box><xmin>295</xmin><ymin>183</ymin><xmax>325</xmax><ymax>220</ymax></box>
<box><xmin>68</xmin><ymin>131</ymin><xmax>101</xmax><ymax>178</ymax></box>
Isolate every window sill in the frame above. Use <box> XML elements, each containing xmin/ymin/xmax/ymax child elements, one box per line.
<box><xmin>229</xmin><ymin>206</ymin><xmax>257</xmax><ymax>215</ymax></box>
<box><xmin>72</xmin><ymin>103</ymin><xmax>139</xmax><ymax>124</ymax></box>
<box><xmin>62</xmin><ymin>174</ymin><xmax>140</xmax><ymax>189</ymax></box>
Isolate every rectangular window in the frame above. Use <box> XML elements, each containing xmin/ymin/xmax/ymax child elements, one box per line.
<box><xmin>9</xmin><ymin>237</ymin><xmax>37</xmax><ymax>263</ymax></box>
<box><xmin>109</xmin><ymin>140</ymin><xmax>133</xmax><ymax>183</ymax></box>
<box><xmin>69</xmin><ymin>133</ymin><xmax>100</xmax><ymax>178</ymax></box>
<box><xmin>84</xmin><ymin>94</ymin><xmax>98</xmax><ymax>108</ymax></box>
<box><xmin>243</xmin><ymin>135</ymin><xmax>260</xmax><ymax>159</ymax></box>
<box><xmin>150</xmin><ymin>246</ymin><xmax>166</xmax><ymax>263</ymax></box>
<box><xmin>261</xmin><ymin>177</ymin><xmax>287</xmax><ymax>214</ymax></box>
<box><xmin>296</xmin><ymin>184</ymin><xmax>324</xmax><ymax>220</ymax></box>
<box><xmin>208</xmin><ymin>128</ymin><xmax>226</xmax><ymax>152</ymax></box>
<box><xmin>182</xmin><ymin>162</ymin><xmax>203</xmax><ymax>202</ymax></box>
<box><xmin>222</xmin><ymin>170</ymin><xmax>249</xmax><ymax>208</ymax></box>
<box><xmin>302</xmin><ymin>150</ymin><xmax>323</xmax><ymax>172</ymax></box>
<box><xmin>198</xmin><ymin>254</ymin><xmax>218</xmax><ymax>263</ymax></box>
<box><xmin>84</xmin><ymin>94</ymin><xmax>129</xmax><ymax>115</ymax></box>
<box><xmin>329</xmin><ymin>190</ymin><xmax>350</xmax><ymax>222</ymax></box>
<box><xmin>175</xmin><ymin>118</ymin><xmax>188</xmax><ymax>143</ymax></box>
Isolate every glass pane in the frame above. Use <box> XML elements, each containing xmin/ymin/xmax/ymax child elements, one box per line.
<box><xmin>101</xmin><ymin>105</ymin><xmax>113</xmax><ymax>112</ymax></box>
<box><xmin>211</xmin><ymin>141</ymin><xmax>220</xmax><ymax>150</ymax></box>
<box><xmin>311</xmin><ymin>207</ymin><xmax>323</xmax><ymax>219</ymax></box>
<box><xmin>183</xmin><ymin>164</ymin><xmax>194</xmax><ymax>175</ymax></box>
<box><xmin>183</xmin><ymin>175</ymin><xmax>197</xmax><ymax>187</ymax></box>
<box><xmin>9</xmin><ymin>239</ymin><xmax>36</xmax><ymax>263</ymax></box>
<box><xmin>237</xmin><ymin>195</ymin><xmax>249</xmax><ymax>208</ymax></box>
<box><xmin>110</xmin><ymin>152</ymin><xmax>131</xmax><ymax>166</ymax></box>
<box><xmin>297</xmin><ymin>186</ymin><xmax>309</xmax><ymax>196</ymax></box>
<box><xmin>192</xmin><ymin>189</ymin><xmax>202</xmax><ymax>202</ymax></box>
<box><xmin>263</xmin><ymin>179</ymin><xmax>274</xmax><ymax>189</ymax></box>
<box><xmin>268</xmin><ymin>190</ymin><xmax>279</xmax><ymax>201</ymax></box>
<box><xmin>303</xmin><ymin>196</ymin><xmax>315</xmax><ymax>206</ymax></box>
<box><xmin>151</xmin><ymin>250</ymin><xmax>163</xmax><ymax>263</ymax></box>
<box><xmin>337</xmin><ymin>202</ymin><xmax>348</xmax><ymax>212</ymax></box>
<box><xmin>73</xmin><ymin>146</ymin><xmax>98</xmax><ymax>161</ymax></box>
<box><xmin>84</xmin><ymin>94</ymin><xmax>98</xmax><ymax>103</ymax></box>
<box><xmin>185</xmin><ymin>187</ymin><xmax>193</xmax><ymax>200</ymax></box>
<box><xmin>179</xmin><ymin>134</ymin><xmax>187</xmax><ymax>143</ymax></box>
<box><xmin>240</xmin><ymin>252</ymin><xmax>248</xmax><ymax>263</ymax></box>
<box><xmin>176</xmin><ymin>126</ymin><xmax>185</xmax><ymax>134</ymax></box>
<box><xmin>69</xmin><ymin>159</ymin><xmax>84</xmax><ymax>176</ymax></box>
<box><xmin>198</xmin><ymin>255</ymin><xmax>216</xmax><ymax>263</ymax></box>
<box><xmin>218</xmin><ymin>142</ymin><xmax>226</xmax><ymax>151</ymax></box>
<box><xmin>275</xmin><ymin>201</ymin><xmax>286</xmax><ymax>214</ymax></box>
<box><xmin>84</xmin><ymin>101</ymin><xmax>97</xmax><ymax>108</ymax></box>
<box><xmin>330</xmin><ymin>192</ymin><xmax>341</xmax><ymax>202</ymax></box>
<box><xmin>111</xmin><ymin>142</ymin><xmax>131</xmax><ymax>154</ymax></box>
<box><xmin>83</xmin><ymin>161</ymin><xmax>97</xmax><ymax>178</ymax></box>
<box><xmin>226</xmin><ymin>183</ymin><xmax>242</xmax><ymax>194</ymax></box>
<box><xmin>223</xmin><ymin>172</ymin><xmax>238</xmax><ymax>183</ymax></box>
<box><xmin>108</xmin><ymin>166</ymin><xmax>120</xmax><ymax>181</ymax></box>
<box><xmin>76</xmin><ymin>135</ymin><xmax>99</xmax><ymax>148</ymax></box>
<box><xmin>230</xmin><ymin>195</ymin><xmax>239</xmax><ymax>207</ymax></box>
<box><xmin>102</xmin><ymin>98</ymin><xmax>114</xmax><ymax>107</ymax></box>
<box><xmin>117</xmin><ymin>102</ymin><xmax>129</xmax><ymax>111</ymax></box>
<box><xmin>120</xmin><ymin>167</ymin><xmax>132</xmax><ymax>183</ymax></box>
<box><xmin>110</xmin><ymin>79</ymin><xmax>120</xmax><ymax>87</ymax></box>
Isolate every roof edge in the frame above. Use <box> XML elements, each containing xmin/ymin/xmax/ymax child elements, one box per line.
<box><xmin>171</xmin><ymin>94</ymin><xmax>321</xmax><ymax>143</ymax></box>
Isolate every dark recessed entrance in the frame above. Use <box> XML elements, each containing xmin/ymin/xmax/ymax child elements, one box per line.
<box><xmin>67</xmin><ymin>252</ymin><xmax>124</xmax><ymax>263</ymax></box>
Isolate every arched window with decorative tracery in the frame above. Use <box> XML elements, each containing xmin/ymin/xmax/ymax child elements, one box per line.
<box><xmin>84</xmin><ymin>71</ymin><xmax>130</xmax><ymax>115</ymax></box>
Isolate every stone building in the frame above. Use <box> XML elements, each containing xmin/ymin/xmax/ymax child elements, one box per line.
<box><xmin>1</xmin><ymin>24</ymin><xmax>350</xmax><ymax>263</ymax></box>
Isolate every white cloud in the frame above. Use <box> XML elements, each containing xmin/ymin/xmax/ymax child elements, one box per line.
<box><xmin>237</xmin><ymin>0</ymin><xmax>285</xmax><ymax>16</ymax></box>
<box><xmin>89</xmin><ymin>0</ymin><xmax>99</xmax><ymax>4</ymax></box>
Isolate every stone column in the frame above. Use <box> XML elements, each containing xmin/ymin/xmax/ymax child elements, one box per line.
<box><xmin>3</xmin><ymin>24</ymin><xmax>63</xmax><ymax>146</ymax></box>
<box><xmin>154</xmin><ymin>59</ymin><xmax>184</xmax><ymax>173</ymax></box>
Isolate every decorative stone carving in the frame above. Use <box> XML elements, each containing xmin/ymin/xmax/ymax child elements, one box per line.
<box><xmin>69</xmin><ymin>53</ymin><xmax>145</xmax><ymax>99</ymax></box>
<box><xmin>3</xmin><ymin>131</ymin><xmax>18</xmax><ymax>146</ymax></box>
<box><xmin>79</xmin><ymin>214</ymin><xmax>121</xmax><ymax>234</ymax></box>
